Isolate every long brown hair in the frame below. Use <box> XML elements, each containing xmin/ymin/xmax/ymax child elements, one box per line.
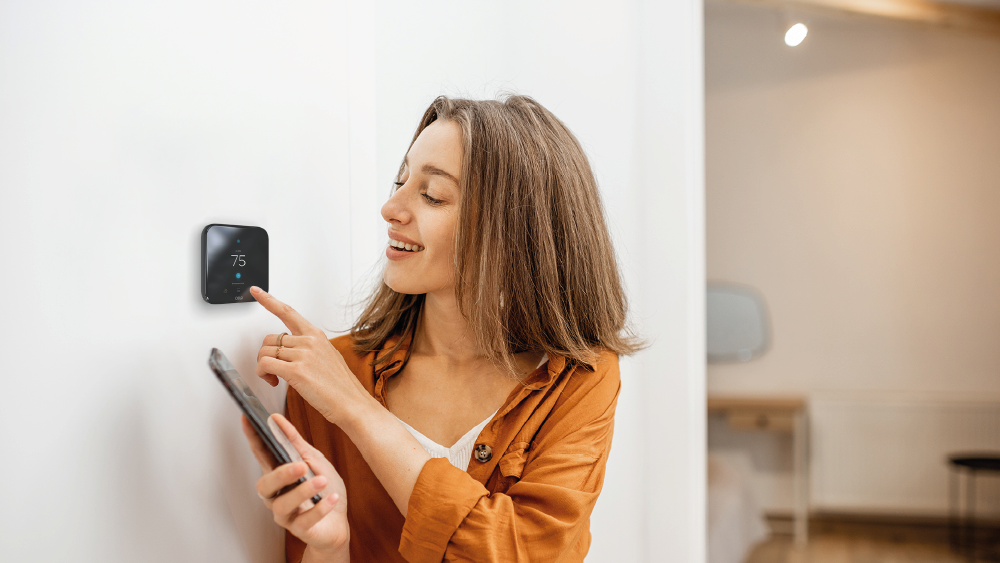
<box><xmin>351</xmin><ymin>94</ymin><xmax>643</xmax><ymax>376</ymax></box>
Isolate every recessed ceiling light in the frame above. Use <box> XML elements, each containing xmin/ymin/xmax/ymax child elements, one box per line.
<box><xmin>785</xmin><ymin>23</ymin><xmax>808</xmax><ymax>46</ymax></box>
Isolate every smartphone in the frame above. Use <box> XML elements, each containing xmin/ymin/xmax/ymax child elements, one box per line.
<box><xmin>208</xmin><ymin>348</ymin><xmax>321</xmax><ymax>505</ymax></box>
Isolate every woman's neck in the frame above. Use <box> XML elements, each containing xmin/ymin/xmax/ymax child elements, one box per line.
<box><xmin>411</xmin><ymin>290</ymin><xmax>547</xmax><ymax>377</ymax></box>
<box><xmin>412</xmin><ymin>290</ymin><xmax>484</xmax><ymax>366</ymax></box>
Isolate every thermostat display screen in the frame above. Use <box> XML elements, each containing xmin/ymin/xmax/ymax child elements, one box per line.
<box><xmin>202</xmin><ymin>224</ymin><xmax>268</xmax><ymax>304</ymax></box>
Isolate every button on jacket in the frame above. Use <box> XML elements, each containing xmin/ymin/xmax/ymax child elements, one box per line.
<box><xmin>284</xmin><ymin>334</ymin><xmax>621</xmax><ymax>563</ymax></box>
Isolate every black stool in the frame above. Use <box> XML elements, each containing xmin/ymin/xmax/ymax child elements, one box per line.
<box><xmin>949</xmin><ymin>454</ymin><xmax>1000</xmax><ymax>562</ymax></box>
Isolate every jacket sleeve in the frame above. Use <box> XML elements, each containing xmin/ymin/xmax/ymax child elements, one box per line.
<box><xmin>398</xmin><ymin>363</ymin><xmax>621</xmax><ymax>563</ymax></box>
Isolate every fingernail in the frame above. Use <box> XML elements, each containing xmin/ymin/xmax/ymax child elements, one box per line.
<box><xmin>313</xmin><ymin>476</ymin><xmax>327</xmax><ymax>490</ymax></box>
<box><xmin>250</xmin><ymin>286</ymin><xmax>261</xmax><ymax>294</ymax></box>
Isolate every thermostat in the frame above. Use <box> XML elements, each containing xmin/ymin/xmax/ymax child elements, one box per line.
<box><xmin>201</xmin><ymin>224</ymin><xmax>268</xmax><ymax>304</ymax></box>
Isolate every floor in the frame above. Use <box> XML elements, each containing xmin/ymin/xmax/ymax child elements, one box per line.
<box><xmin>745</xmin><ymin>535</ymin><xmax>966</xmax><ymax>563</ymax></box>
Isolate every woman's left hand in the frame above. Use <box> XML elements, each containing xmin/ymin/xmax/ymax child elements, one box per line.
<box><xmin>242</xmin><ymin>413</ymin><xmax>349</xmax><ymax>559</ymax></box>
<box><xmin>251</xmin><ymin>286</ymin><xmax>371</xmax><ymax>426</ymax></box>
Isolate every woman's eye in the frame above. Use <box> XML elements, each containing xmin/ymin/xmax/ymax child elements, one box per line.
<box><xmin>422</xmin><ymin>193</ymin><xmax>443</xmax><ymax>205</ymax></box>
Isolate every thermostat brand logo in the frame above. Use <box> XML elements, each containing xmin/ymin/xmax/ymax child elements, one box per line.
<box><xmin>236</xmin><ymin>296</ymin><xmax>243</xmax><ymax>301</ymax></box>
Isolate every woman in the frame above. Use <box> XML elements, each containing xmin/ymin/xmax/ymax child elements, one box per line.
<box><xmin>242</xmin><ymin>95</ymin><xmax>641</xmax><ymax>562</ymax></box>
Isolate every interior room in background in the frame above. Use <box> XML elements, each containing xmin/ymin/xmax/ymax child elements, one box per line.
<box><xmin>705</xmin><ymin>0</ymin><xmax>1000</xmax><ymax>560</ymax></box>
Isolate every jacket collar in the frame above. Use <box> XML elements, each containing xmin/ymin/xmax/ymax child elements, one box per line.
<box><xmin>522</xmin><ymin>353</ymin><xmax>566</xmax><ymax>390</ymax></box>
<box><xmin>370</xmin><ymin>333</ymin><xmax>411</xmax><ymax>408</ymax></box>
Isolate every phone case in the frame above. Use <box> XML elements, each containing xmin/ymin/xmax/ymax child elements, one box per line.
<box><xmin>208</xmin><ymin>348</ymin><xmax>322</xmax><ymax>505</ymax></box>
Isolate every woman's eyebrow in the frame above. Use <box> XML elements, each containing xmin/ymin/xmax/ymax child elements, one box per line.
<box><xmin>421</xmin><ymin>165</ymin><xmax>459</xmax><ymax>186</ymax></box>
<box><xmin>403</xmin><ymin>156</ymin><xmax>459</xmax><ymax>186</ymax></box>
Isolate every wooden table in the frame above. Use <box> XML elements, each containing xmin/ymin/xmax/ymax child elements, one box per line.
<box><xmin>708</xmin><ymin>396</ymin><xmax>810</xmax><ymax>546</ymax></box>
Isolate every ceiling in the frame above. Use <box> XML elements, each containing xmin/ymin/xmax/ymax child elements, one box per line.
<box><xmin>724</xmin><ymin>0</ymin><xmax>1000</xmax><ymax>34</ymax></box>
<box><xmin>935</xmin><ymin>0</ymin><xmax>1000</xmax><ymax>9</ymax></box>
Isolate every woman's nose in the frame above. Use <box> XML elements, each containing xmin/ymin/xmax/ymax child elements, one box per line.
<box><xmin>381</xmin><ymin>185</ymin><xmax>412</xmax><ymax>225</ymax></box>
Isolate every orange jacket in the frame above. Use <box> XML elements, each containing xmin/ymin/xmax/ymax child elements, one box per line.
<box><xmin>285</xmin><ymin>334</ymin><xmax>620</xmax><ymax>563</ymax></box>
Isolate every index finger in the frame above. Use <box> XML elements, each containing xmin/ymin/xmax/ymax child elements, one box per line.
<box><xmin>249</xmin><ymin>286</ymin><xmax>313</xmax><ymax>335</ymax></box>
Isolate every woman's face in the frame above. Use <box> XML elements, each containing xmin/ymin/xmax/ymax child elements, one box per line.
<box><xmin>381</xmin><ymin>119</ymin><xmax>463</xmax><ymax>296</ymax></box>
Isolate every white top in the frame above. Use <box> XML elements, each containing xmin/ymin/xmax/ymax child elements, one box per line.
<box><xmin>393</xmin><ymin>354</ymin><xmax>548</xmax><ymax>472</ymax></box>
<box><xmin>395</xmin><ymin>410</ymin><xmax>498</xmax><ymax>472</ymax></box>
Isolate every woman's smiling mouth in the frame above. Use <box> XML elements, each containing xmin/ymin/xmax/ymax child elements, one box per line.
<box><xmin>388</xmin><ymin>238</ymin><xmax>425</xmax><ymax>252</ymax></box>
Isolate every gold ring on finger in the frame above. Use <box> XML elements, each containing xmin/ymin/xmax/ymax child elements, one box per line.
<box><xmin>277</xmin><ymin>332</ymin><xmax>288</xmax><ymax>347</ymax></box>
<box><xmin>276</xmin><ymin>345</ymin><xmax>282</xmax><ymax>360</ymax></box>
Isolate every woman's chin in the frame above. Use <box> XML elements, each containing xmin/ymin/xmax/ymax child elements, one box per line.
<box><xmin>383</xmin><ymin>273</ymin><xmax>425</xmax><ymax>296</ymax></box>
<box><xmin>384</xmin><ymin>275</ymin><xmax>451</xmax><ymax>297</ymax></box>
<box><xmin>389</xmin><ymin>287</ymin><xmax>424</xmax><ymax>296</ymax></box>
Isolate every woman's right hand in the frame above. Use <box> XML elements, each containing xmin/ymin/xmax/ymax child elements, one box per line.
<box><xmin>241</xmin><ymin>413</ymin><xmax>350</xmax><ymax>560</ymax></box>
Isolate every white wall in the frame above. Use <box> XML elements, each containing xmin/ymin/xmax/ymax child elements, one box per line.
<box><xmin>0</xmin><ymin>1</ymin><xmax>704</xmax><ymax>561</ymax></box>
<box><xmin>0</xmin><ymin>1</ymin><xmax>355</xmax><ymax>561</ymax></box>
<box><xmin>705</xmin><ymin>0</ymin><xmax>1000</xmax><ymax>514</ymax></box>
